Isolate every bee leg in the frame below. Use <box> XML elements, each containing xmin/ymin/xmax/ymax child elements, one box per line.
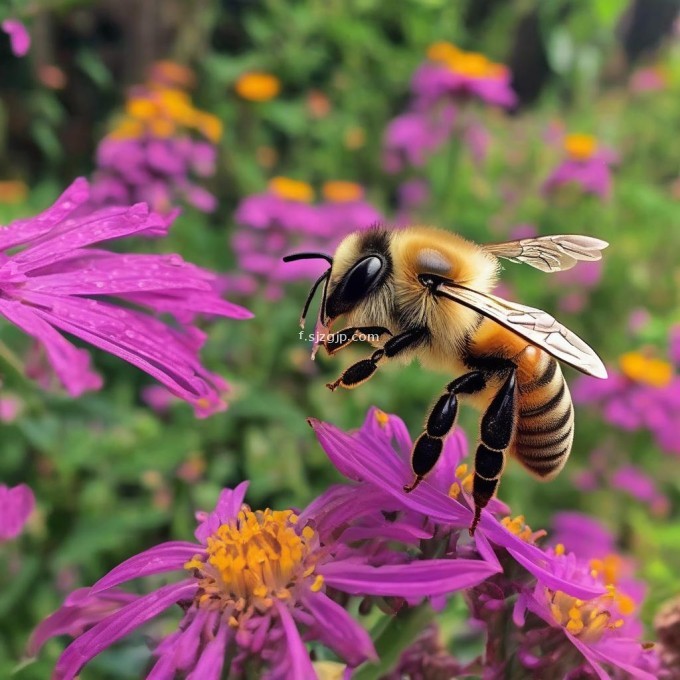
<box><xmin>324</xmin><ymin>326</ymin><xmax>392</xmax><ymax>356</ymax></box>
<box><xmin>470</xmin><ymin>369</ymin><xmax>517</xmax><ymax>537</ymax></box>
<box><xmin>404</xmin><ymin>371</ymin><xmax>487</xmax><ymax>493</ymax></box>
<box><xmin>326</xmin><ymin>327</ymin><xmax>427</xmax><ymax>391</ymax></box>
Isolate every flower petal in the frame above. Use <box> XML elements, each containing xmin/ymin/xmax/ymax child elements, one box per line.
<box><xmin>54</xmin><ymin>581</ymin><xmax>197</xmax><ymax>680</ymax></box>
<box><xmin>195</xmin><ymin>482</ymin><xmax>249</xmax><ymax>543</ymax></box>
<box><xmin>0</xmin><ymin>483</ymin><xmax>35</xmax><ymax>540</ymax></box>
<box><xmin>301</xmin><ymin>591</ymin><xmax>376</xmax><ymax>666</ymax></box>
<box><xmin>310</xmin><ymin>419</ymin><xmax>472</xmax><ymax>525</ymax></box>
<box><xmin>273</xmin><ymin>600</ymin><xmax>316</xmax><ymax>680</ymax></box>
<box><xmin>320</xmin><ymin>557</ymin><xmax>499</xmax><ymax>598</ymax></box>
<box><xmin>0</xmin><ymin>179</ymin><xmax>89</xmax><ymax>251</ymax></box>
<box><xmin>90</xmin><ymin>542</ymin><xmax>200</xmax><ymax>593</ymax></box>
<box><xmin>0</xmin><ymin>300</ymin><xmax>102</xmax><ymax>396</ymax></box>
<box><xmin>26</xmin><ymin>589</ymin><xmax>137</xmax><ymax>657</ymax></box>
<box><xmin>186</xmin><ymin>620</ymin><xmax>230</xmax><ymax>680</ymax></box>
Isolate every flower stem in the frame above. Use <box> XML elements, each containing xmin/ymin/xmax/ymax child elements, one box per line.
<box><xmin>352</xmin><ymin>602</ymin><xmax>435</xmax><ymax>680</ymax></box>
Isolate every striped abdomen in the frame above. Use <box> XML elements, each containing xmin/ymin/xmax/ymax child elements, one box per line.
<box><xmin>514</xmin><ymin>356</ymin><xmax>574</xmax><ymax>479</ymax></box>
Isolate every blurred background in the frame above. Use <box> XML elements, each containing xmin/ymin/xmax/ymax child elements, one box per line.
<box><xmin>1</xmin><ymin>0</ymin><xmax>679</xmax><ymax>677</ymax></box>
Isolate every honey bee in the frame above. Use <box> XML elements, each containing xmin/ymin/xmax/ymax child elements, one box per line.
<box><xmin>284</xmin><ymin>227</ymin><xmax>608</xmax><ymax>534</ymax></box>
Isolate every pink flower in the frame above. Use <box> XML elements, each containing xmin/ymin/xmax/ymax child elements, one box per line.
<box><xmin>543</xmin><ymin>133</ymin><xmax>618</xmax><ymax>200</ymax></box>
<box><xmin>382</xmin><ymin>105</ymin><xmax>457</xmax><ymax>172</ymax></box>
<box><xmin>0</xmin><ymin>483</ymin><xmax>35</xmax><ymax>540</ymax></box>
<box><xmin>0</xmin><ymin>178</ymin><xmax>252</xmax><ymax>416</ymax></box>
<box><xmin>31</xmin><ymin>481</ymin><xmax>499</xmax><ymax>679</ymax></box>
<box><xmin>2</xmin><ymin>19</ymin><xmax>30</xmax><ymax>57</ymax></box>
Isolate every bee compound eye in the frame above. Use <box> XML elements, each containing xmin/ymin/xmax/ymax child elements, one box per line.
<box><xmin>343</xmin><ymin>256</ymin><xmax>383</xmax><ymax>300</ymax></box>
<box><xmin>325</xmin><ymin>255</ymin><xmax>385</xmax><ymax>318</ymax></box>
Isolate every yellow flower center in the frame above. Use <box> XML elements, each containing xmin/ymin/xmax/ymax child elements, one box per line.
<box><xmin>110</xmin><ymin>86</ymin><xmax>222</xmax><ymax>142</ymax></box>
<box><xmin>322</xmin><ymin>181</ymin><xmax>364</xmax><ymax>203</ymax></box>
<box><xmin>619</xmin><ymin>351</ymin><xmax>673</xmax><ymax>387</ymax></box>
<box><xmin>448</xmin><ymin>464</ymin><xmax>474</xmax><ymax>499</ymax></box>
<box><xmin>428</xmin><ymin>43</ymin><xmax>507</xmax><ymax>80</ymax></box>
<box><xmin>185</xmin><ymin>508</ymin><xmax>322</xmax><ymax>620</ymax></box>
<box><xmin>269</xmin><ymin>176</ymin><xmax>314</xmax><ymax>203</ymax></box>
<box><xmin>374</xmin><ymin>409</ymin><xmax>390</xmax><ymax>428</ymax></box>
<box><xmin>427</xmin><ymin>41</ymin><xmax>462</xmax><ymax>63</ymax></box>
<box><xmin>235</xmin><ymin>72</ymin><xmax>281</xmax><ymax>102</ymax></box>
<box><xmin>564</xmin><ymin>134</ymin><xmax>598</xmax><ymax>161</ymax></box>
<box><xmin>549</xmin><ymin>583</ymin><xmax>631</xmax><ymax>642</ymax></box>
<box><xmin>501</xmin><ymin>515</ymin><xmax>546</xmax><ymax>543</ymax></box>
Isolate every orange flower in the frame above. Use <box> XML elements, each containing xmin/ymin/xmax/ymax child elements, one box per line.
<box><xmin>149</xmin><ymin>60</ymin><xmax>196</xmax><ymax>89</ymax></box>
<box><xmin>564</xmin><ymin>134</ymin><xmax>598</xmax><ymax>161</ymax></box>
<box><xmin>619</xmin><ymin>351</ymin><xmax>673</xmax><ymax>388</ymax></box>
<box><xmin>269</xmin><ymin>177</ymin><xmax>314</xmax><ymax>203</ymax></box>
<box><xmin>322</xmin><ymin>181</ymin><xmax>364</xmax><ymax>203</ymax></box>
<box><xmin>235</xmin><ymin>72</ymin><xmax>281</xmax><ymax>102</ymax></box>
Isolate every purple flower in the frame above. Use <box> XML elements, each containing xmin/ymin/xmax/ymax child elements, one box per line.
<box><xmin>543</xmin><ymin>134</ymin><xmax>618</xmax><ymax>199</ymax></box>
<box><xmin>0</xmin><ymin>178</ymin><xmax>252</xmax><ymax>416</ymax></box>
<box><xmin>310</xmin><ymin>408</ymin><xmax>605</xmax><ymax>600</ymax></box>
<box><xmin>31</xmin><ymin>481</ymin><xmax>500</xmax><ymax>679</ymax></box>
<box><xmin>233</xmin><ymin>178</ymin><xmax>383</xmax><ymax>298</ymax></box>
<box><xmin>411</xmin><ymin>44</ymin><xmax>516</xmax><ymax>108</ymax></box>
<box><xmin>670</xmin><ymin>325</ymin><xmax>680</xmax><ymax>366</ymax></box>
<box><xmin>611</xmin><ymin>465</ymin><xmax>669</xmax><ymax>513</ymax></box>
<box><xmin>91</xmin><ymin>136</ymin><xmax>218</xmax><ymax>215</ymax></box>
<box><xmin>2</xmin><ymin>19</ymin><xmax>30</xmax><ymax>57</ymax></box>
<box><xmin>0</xmin><ymin>483</ymin><xmax>35</xmax><ymax>541</ymax></box>
<box><xmin>513</xmin><ymin>551</ymin><xmax>657</xmax><ymax>679</ymax></box>
<box><xmin>382</xmin><ymin>105</ymin><xmax>457</xmax><ymax>172</ymax></box>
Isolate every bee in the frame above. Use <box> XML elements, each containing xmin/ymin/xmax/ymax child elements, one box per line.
<box><xmin>284</xmin><ymin>227</ymin><xmax>608</xmax><ymax>534</ymax></box>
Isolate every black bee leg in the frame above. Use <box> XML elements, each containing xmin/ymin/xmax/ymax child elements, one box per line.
<box><xmin>469</xmin><ymin>369</ymin><xmax>517</xmax><ymax>536</ymax></box>
<box><xmin>404</xmin><ymin>371</ymin><xmax>487</xmax><ymax>493</ymax></box>
<box><xmin>326</xmin><ymin>327</ymin><xmax>427</xmax><ymax>391</ymax></box>
<box><xmin>323</xmin><ymin>326</ymin><xmax>392</xmax><ymax>356</ymax></box>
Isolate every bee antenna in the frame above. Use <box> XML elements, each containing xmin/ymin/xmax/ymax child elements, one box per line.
<box><xmin>299</xmin><ymin>268</ymin><xmax>331</xmax><ymax>329</ymax></box>
<box><xmin>283</xmin><ymin>252</ymin><xmax>334</xmax><ymax>265</ymax></box>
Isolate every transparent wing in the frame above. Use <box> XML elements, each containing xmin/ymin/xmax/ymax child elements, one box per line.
<box><xmin>434</xmin><ymin>282</ymin><xmax>608</xmax><ymax>378</ymax></box>
<box><xmin>485</xmin><ymin>235</ymin><xmax>608</xmax><ymax>273</ymax></box>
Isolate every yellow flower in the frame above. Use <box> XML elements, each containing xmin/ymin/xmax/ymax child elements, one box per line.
<box><xmin>269</xmin><ymin>177</ymin><xmax>314</xmax><ymax>203</ymax></box>
<box><xmin>564</xmin><ymin>134</ymin><xmax>598</xmax><ymax>161</ymax></box>
<box><xmin>193</xmin><ymin>112</ymin><xmax>223</xmax><ymax>143</ymax></box>
<box><xmin>321</xmin><ymin>181</ymin><xmax>364</xmax><ymax>203</ymax></box>
<box><xmin>427</xmin><ymin>41</ymin><xmax>461</xmax><ymax>63</ymax></box>
<box><xmin>235</xmin><ymin>72</ymin><xmax>281</xmax><ymax>102</ymax></box>
<box><xmin>619</xmin><ymin>351</ymin><xmax>673</xmax><ymax>388</ymax></box>
<box><xmin>428</xmin><ymin>44</ymin><xmax>507</xmax><ymax>81</ymax></box>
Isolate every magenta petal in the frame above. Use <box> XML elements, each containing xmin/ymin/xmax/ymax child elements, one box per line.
<box><xmin>506</xmin><ymin>545</ymin><xmax>604</xmax><ymax>600</ymax></box>
<box><xmin>91</xmin><ymin>542</ymin><xmax>200</xmax><ymax>593</ymax></box>
<box><xmin>301</xmin><ymin>592</ymin><xmax>376</xmax><ymax>666</ymax></box>
<box><xmin>0</xmin><ymin>179</ymin><xmax>90</xmax><ymax>251</ymax></box>
<box><xmin>23</xmin><ymin>294</ymin><xmax>226</xmax><ymax>413</ymax></box>
<box><xmin>569</xmin><ymin>636</ymin><xmax>657</xmax><ymax>680</ymax></box>
<box><xmin>0</xmin><ymin>300</ymin><xmax>102</xmax><ymax>396</ymax></box>
<box><xmin>273</xmin><ymin>600</ymin><xmax>315</xmax><ymax>680</ymax></box>
<box><xmin>54</xmin><ymin>581</ymin><xmax>197</xmax><ymax>680</ymax></box>
<box><xmin>14</xmin><ymin>204</ymin><xmax>156</xmax><ymax>271</ymax></box>
<box><xmin>320</xmin><ymin>557</ymin><xmax>499</xmax><ymax>597</ymax></box>
<box><xmin>2</xmin><ymin>19</ymin><xmax>31</xmax><ymax>56</ymax></box>
<box><xmin>186</xmin><ymin>622</ymin><xmax>229</xmax><ymax>679</ymax></box>
<box><xmin>26</xmin><ymin>589</ymin><xmax>138</xmax><ymax>657</ymax></box>
<box><xmin>311</xmin><ymin>419</ymin><xmax>472</xmax><ymax>525</ymax></box>
<box><xmin>0</xmin><ymin>483</ymin><xmax>35</xmax><ymax>540</ymax></box>
<box><xmin>195</xmin><ymin>482</ymin><xmax>249</xmax><ymax>543</ymax></box>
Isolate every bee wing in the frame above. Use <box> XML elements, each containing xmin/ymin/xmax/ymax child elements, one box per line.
<box><xmin>485</xmin><ymin>235</ymin><xmax>608</xmax><ymax>273</ymax></box>
<box><xmin>434</xmin><ymin>282</ymin><xmax>608</xmax><ymax>378</ymax></box>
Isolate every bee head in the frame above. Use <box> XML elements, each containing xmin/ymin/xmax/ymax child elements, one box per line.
<box><xmin>323</xmin><ymin>229</ymin><xmax>392</xmax><ymax>325</ymax></box>
<box><xmin>282</xmin><ymin>228</ymin><xmax>392</xmax><ymax>330</ymax></box>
